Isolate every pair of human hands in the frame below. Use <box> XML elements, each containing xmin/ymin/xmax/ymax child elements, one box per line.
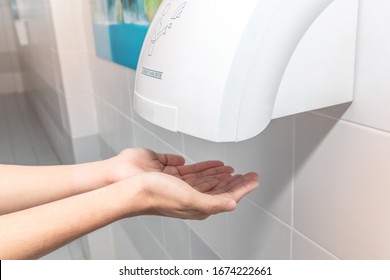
<box><xmin>106</xmin><ymin>148</ymin><xmax>259</xmax><ymax>220</ymax></box>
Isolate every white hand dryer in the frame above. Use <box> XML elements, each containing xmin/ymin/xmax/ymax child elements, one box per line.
<box><xmin>134</xmin><ymin>0</ymin><xmax>359</xmax><ymax>142</ymax></box>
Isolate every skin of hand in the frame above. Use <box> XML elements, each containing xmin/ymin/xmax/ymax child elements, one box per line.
<box><xmin>0</xmin><ymin>148</ymin><xmax>235</xmax><ymax>215</ymax></box>
<box><xmin>0</xmin><ymin>148</ymin><xmax>259</xmax><ymax>259</ymax></box>
<box><xmin>120</xmin><ymin>169</ymin><xmax>259</xmax><ymax>220</ymax></box>
<box><xmin>105</xmin><ymin>148</ymin><xmax>259</xmax><ymax>219</ymax></box>
<box><xmin>103</xmin><ymin>148</ymin><xmax>234</xmax><ymax>183</ymax></box>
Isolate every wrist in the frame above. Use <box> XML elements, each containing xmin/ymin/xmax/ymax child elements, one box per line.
<box><xmin>69</xmin><ymin>160</ymin><xmax>112</xmax><ymax>194</ymax></box>
<box><xmin>100</xmin><ymin>149</ymin><xmax>149</xmax><ymax>186</ymax></box>
<box><xmin>111</xmin><ymin>175</ymin><xmax>150</xmax><ymax>219</ymax></box>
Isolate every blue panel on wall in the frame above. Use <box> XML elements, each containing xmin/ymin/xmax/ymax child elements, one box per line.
<box><xmin>93</xmin><ymin>23</ymin><xmax>148</xmax><ymax>69</ymax></box>
<box><xmin>91</xmin><ymin>0</ymin><xmax>162</xmax><ymax>70</ymax></box>
<box><xmin>109</xmin><ymin>23</ymin><xmax>148</xmax><ymax>69</ymax></box>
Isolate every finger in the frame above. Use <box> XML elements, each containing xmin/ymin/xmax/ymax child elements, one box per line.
<box><xmin>180</xmin><ymin>165</ymin><xmax>234</xmax><ymax>180</ymax></box>
<box><xmin>192</xmin><ymin>179</ymin><xmax>221</xmax><ymax>192</ymax></box>
<box><xmin>189</xmin><ymin>179</ymin><xmax>225</xmax><ymax>193</ymax></box>
<box><xmin>180</xmin><ymin>168</ymin><xmax>232</xmax><ymax>182</ymax></box>
<box><xmin>184</xmin><ymin>172</ymin><xmax>233</xmax><ymax>184</ymax></box>
<box><xmin>185</xmin><ymin>173</ymin><xmax>233</xmax><ymax>192</ymax></box>
<box><xmin>212</xmin><ymin>172</ymin><xmax>259</xmax><ymax>202</ymax></box>
<box><xmin>156</xmin><ymin>153</ymin><xmax>185</xmax><ymax>166</ymax></box>
<box><xmin>229</xmin><ymin>172</ymin><xmax>259</xmax><ymax>202</ymax></box>
<box><xmin>177</xmin><ymin>161</ymin><xmax>227</xmax><ymax>176</ymax></box>
<box><xmin>193</xmin><ymin>192</ymin><xmax>237</xmax><ymax>217</ymax></box>
<box><xmin>162</xmin><ymin>166</ymin><xmax>233</xmax><ymax>179</ymax></box>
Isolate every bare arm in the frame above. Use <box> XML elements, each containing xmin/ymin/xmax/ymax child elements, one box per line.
<box><xmin>0</xmin><ymin>162</ymin><xmax>110</xmax><ymax>215</ymax></box>
<box><xmin>0</xmin><ymin>171</ymin><xmax>258</xmax><ymax>260</ymax></box>
<box><xmin>0</xmin><ymin>148</ymin><xmax>232</xmax><ymax>215</ymax></box>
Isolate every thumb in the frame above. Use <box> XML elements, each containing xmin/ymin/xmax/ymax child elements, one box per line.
<box><xmin>199</xmin><ymin>194</ymin><xmax>237</xmax><ymax>215</ymax></box>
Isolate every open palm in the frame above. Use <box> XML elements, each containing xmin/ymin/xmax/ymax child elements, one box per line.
<box><xmin>109</xmin><ymin>148</ymin><xmax>257</xmax><ymax>201</ymax></box>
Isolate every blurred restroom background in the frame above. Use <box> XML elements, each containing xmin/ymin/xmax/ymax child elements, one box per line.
<box><xmin>0</xmin><ymin>0</ymin><xmax>390</xmax><ymax>259</ymax></box>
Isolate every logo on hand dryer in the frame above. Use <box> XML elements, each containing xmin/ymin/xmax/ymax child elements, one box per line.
<box><xmin>141</xmin><ymin>67</ymin><xmax>163</xmax><ymax>80</ymax></box>
<box><xmin>148</xmin><ymin>2</ymin><xmax>187</xmax><ymax>56</ymax></box>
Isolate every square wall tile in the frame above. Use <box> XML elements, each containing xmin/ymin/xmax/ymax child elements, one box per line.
<box><xmin>163</xmin><ymin>218</ymin><xmax>191</xmax><ymax>259</ymax></box>
<box><xmin>228</xmin><ymin>199</ymin><xmax>291</xmax><ymax>260</ymax></box>
<box><xmin>72</xmin><ymin>134</ymin><xmax>100</xmax><ymax>163</ymax></box>
<box><xmin>58</xmin><ymin>51</ymin><xmax>93</xmax><ymax>96</ymax></box>
<box><xmin>154</xmin><ymin>126</ymin><xmax>183</xmax><ymax>153</ymax></box>
<box><xmin>226</xmin><ymin>116</ymin><xmax>294</xmax><ymax>224</ymax></box>
<box><xmin>111</xmin><ymin>222</ymin><xmax>142</xmax><ymax>260</ymax></box>
<box><xmin>89</xmin><ymin>55</ymin><xmax>132</xmax><ymax>117</ymax></box>
<box><xmin>142</xmin><ymin>216</ymin><xmax>165</xmax><ymax>246</ymax></box>
<box><xmin>155</xmin><ymin>137</ymin><xmax>183</xmax><ymax>159</ymax></box>
<box><xmin>190</xmin><ymin>230</ymin><xmax>221</xmax><ymax>260</ymax></box>
<box><xmin>0</xmin><ymin>53</ymin><xmax>12</xmax><ymax>71</ymax></box>
<box><xmin>315</xmin><ymin>1</ymin><xmax>390</xmax><ymax>133</ymax></box>
<box><xmin>51</xmin><ymin>50</ymin><xmax>64</xmax><ymax>93</ymax></box>
<box><xmin>87</xmin><ymin>225</ymin><xmax>115</xmax><ymax>260</ymax></box>
<box><xmin>132</xmin><ymin>110</ymin><xmax>159</xmax><ymax>136</ymax></box>
<box><xmin>120</xmin><ymin>218</ymin><xmax>170</xmax><ymax>260</ymax></box>
<box><xmin>187</xmin><ymin>213</ymin><xmax>229</xmax><ymax>258</ymax></box>
<box><xmin>294</xmin><ymin>113</ymin><xmax>390</xmax><ymax>259</ymax></box>
<box><xmin>98</xmin><ymin>137</ymin><xmax>115</xmax><ymax>160</ymax></box>
<box><xmin>14</xmin><ymin>147</ymin><xmax>37</xmax><ymax>165</ymax></box>
<box><xmin>183</xmin><ymin>135</ymin><xmax>226</xmax><ymax>162</ymax></box>
<box><xmin>65</xmin><ymin>94</ymin><xmax>97</xmax><ymax>138</ymax></box>
<box><xmin>0</xmin><ymin>147</ymin><xmax>14</xmax><ymax>164</ymax></box>
<box><xmin>0</xmin><ymin>73</ymin><xmax>16</xmax><ymax>94</ymax></box>
<box><xmin>50</xmin><ymin>0</ymin><xmax>87</xmax><ymax>52</ymax></box>
<box><xmin>80</xmin><ymin>0</ymin><xmax>95</xmax><ymax>52</ymax></box>
<box><xmin>118</xmin><ymin>113</ymin><xmax>134</xmax><ymax>150</ymax></box>
<box><xmin>57</xmin><ymin>92</ymin><xmax>71</xmax><ymax>135</ymax></box>
<box><xmin>133</xmin><ymin>121</ymin><xmax>156</xmax><ymax>150</ymax></box>
<box><xmin>95</xmin><ymin>97</ymin><xmax>112</xmax><ymax>149</ymax></box>
<box><xmin>95</xmin><ymin>97</ymin><xmax>122</xmax><ymax>153</ymax></box>
<box><xmin>292</xmin><ymin>231</ymin><xmax>337</xmax><ymax>260</ymax></box>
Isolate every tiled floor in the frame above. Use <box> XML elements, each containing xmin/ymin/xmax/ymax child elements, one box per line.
<box><xmin>0</xmin><ymin>93</ymin><xmax>59</xmax><ymax>166</ymax></box>
<box><xmin>0</xmin><ymin>92</ymin><xmax>76</xmax><ymax>259</ymax></box>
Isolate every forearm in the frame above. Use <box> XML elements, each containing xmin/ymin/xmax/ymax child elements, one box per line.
<box><xmin>0</xmin><ymin>160</ymin><xmax>112</xmax><ymax>215</ymax></box>
<box><xmin>0</xmin><ymin>180</ymin><xmax>143</xmax><ymax>260</ymax></box>
<box><xmin>0</xmin><ymin>170</ymin><xmax>258</xmax><ymax>259</ymax></box>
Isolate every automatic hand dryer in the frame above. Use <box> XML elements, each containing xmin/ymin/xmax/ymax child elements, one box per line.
<box><xmin>134</xmin><ymin>0</ymin><xmax>359</xmax><ymax>142</ymax></box>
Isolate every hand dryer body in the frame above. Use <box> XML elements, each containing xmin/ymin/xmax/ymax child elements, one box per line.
<box><xmin>134</xmin><ymin>0</ymin><xmax>359</xmax><ymax>142</ymax></box>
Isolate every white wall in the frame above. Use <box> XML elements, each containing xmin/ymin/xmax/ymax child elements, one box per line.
<box><xmin>13</xmin><ymin>0</ymin><xmax>100</xmax><ymax>259</ymax></box>
<box><xmin>15</xmin><ymin>0</ymin><xmax>99</xmax><ymax>164</ymax></box>
<box><xmin>0</xmin><ymin>0</ymin><xmax>22</xmax><ymax>94</ymax></box>
<box><xmin>13</xmin><ymin>0</ymin><xmax>390</xmax><ymax>259</ymax></box>
<box><xmin>82</xmin><ymin>0</ymin><xmax>390</xmax><ymax>260</ymax></box>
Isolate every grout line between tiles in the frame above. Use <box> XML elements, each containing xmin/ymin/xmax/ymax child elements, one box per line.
<box><xmin>95</xmin><ymin>94</ymin><xmax>132</xmax><ymax>121</ymax></box>
<box><xmin>3</xmin><ymin>94</ymin><xmax>17</xmax><ymax>163</ymax></box>
<box><xmin>186</xmin><ymin>224</ymin><xmax>192</xmax><ymax>260</ymax></box>
<box><xmin>245</xmin><ymin>197</ymin><xmax>340</xmax><ymax>260</ymax></box>
<box><xmin>310</xmin><ymin>111</ymin><xmax>390</xmax><ymax>136</ymax></box>
<box><xmin>292</xmin><ymin>229</ymin><xmax>340</xmax><ymax>260</ymax></box>
<box><xmin>184</xmin><ymin>221</ymin><xmax>224</xmax><ymax>260</ymax></box>
<box><xmin>290</xmin><ymin>114</ymin><xmax>296</xmax><ymax>260</ymax></box>
<box><xmin>0</xmin><ymin>95</ymin><xmax>15</xmax><ymax>163</ymax></box>
<box><xmin>140</xmin><ymin>218</ymin><xmax>172</xmax><ymax>260</ymax></box>
<box><xmin>16</xmin><ymin>93</ymin><xmax>40</xmax><ymax>164</ymax></box>
<box><xmin>0</xmin><ymin>93</ymin><xmax>60</xmax><ymax>165</ymax></box>
<box><xmin>245</xmin><ymin>197</ymin><xmax>292</xmax><ymax>229</ymax></box>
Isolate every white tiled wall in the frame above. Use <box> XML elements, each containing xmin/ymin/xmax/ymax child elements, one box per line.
<box><xmin>10</xmin><ymin>0</ymin><xmax>100</xmax><ymax>259</ymax></box>
<box><xmin>0</xmin><ymin>0</ymin><xmax>22</xmax><ymax>94</ymax></box>
<box><xmin>9</xmin><ymin>0</ymin><xmax>390</xmax><ymax>259</ymax></box>
<box><xmin>14</xmin><ymin>0</ymin><xmax>99</xmax><ymax>164</ymax></box>
<box><xmin>81</xmin><ymin>0</ymin><xmax>390</xmax><ymax>260</ymax></box>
